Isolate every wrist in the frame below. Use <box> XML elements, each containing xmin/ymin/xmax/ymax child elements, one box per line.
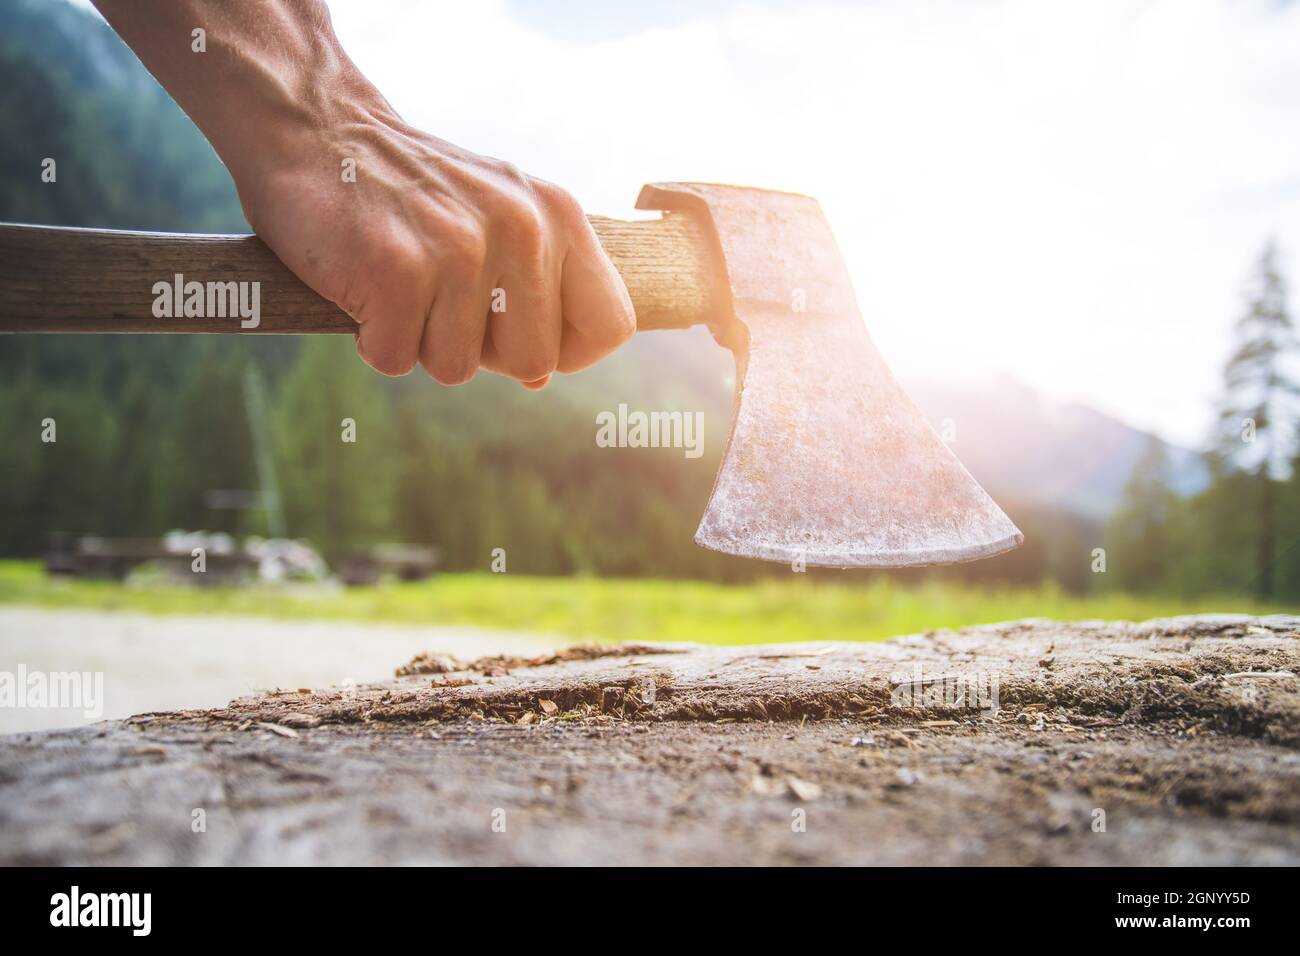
<box><xmin>212</xmin><ymin>30</ymin><xmax>391</xmax><ymax>190</ymax></box>
<box><xmin>223</xmin><ymin>78</ymin><xmax>389</xmax><ymax>192</ymax></box>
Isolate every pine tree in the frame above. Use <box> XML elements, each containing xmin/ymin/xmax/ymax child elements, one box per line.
<box><xmin>1275</xmin><ymin>452</ymin><xmax>1300</xmax><ymax>600</ymax></box>
<box><xmin>1216</xmin><ymin>242</ymin><xmax>1300</xmax><ymax>596</ymax></box>
<box><xmin>272</xmin><ymin>338</ymin><xmax>395</xmax><ymax>563</ymax></box>
<box><xmin>1104</xmin><ymin>436</ymin><xmax>1177</xmax><ymax>592</ymax></box>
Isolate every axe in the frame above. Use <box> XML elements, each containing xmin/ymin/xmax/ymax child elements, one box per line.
<box><xmin>0</xmin><ymin>182</ymin><xmax>1022</xmax><ymax>567</ymax></box>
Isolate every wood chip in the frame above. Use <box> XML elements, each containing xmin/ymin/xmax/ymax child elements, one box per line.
<box><xmin>278</xmin><ymin>713</ymin><xmax>321</xmax><ymax>729</ymax></box>
<box><xmin>759</xmin><ymin>646</ymin><xmax>835</xmax><ymax>659</ymax></box>
<box><xmin>256</xmin><ymin>722</ymin><xmax>299</xmax><ymax>738</ymax></box>
<box><xmin>921</xmin><ymin>719</ymin><xmax>959</xmax><ymax>728</ymax></box>
<box><xmin>786</xmin><ymin>776</ymin><xmax>823</xmax><ymax>801</ymax></box>
<box><xmin>1222</xmin><ymin>671</ymin><xmax>1295</xmax><ymax>679</ymax></box>
<box><xmin>539</xmin><ymin>699</ymin><xmax>559</xmax><ymax>715</ymax></box>
<box><xmin>430</xmin><ymin>677</ymin><xmax>475</xmax><ymax>689</ymax></box>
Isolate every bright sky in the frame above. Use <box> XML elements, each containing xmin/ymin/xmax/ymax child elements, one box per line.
<box><xmin>87</xmin><ymin>0</ymin><xmax>1300</xmax><ymax>446</ymax></box>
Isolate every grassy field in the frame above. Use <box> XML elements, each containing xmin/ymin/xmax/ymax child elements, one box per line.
<box><xmin>0</xmin><ymin>560</ymin><xmax>1289</xmax><ymax>644</ymax></box>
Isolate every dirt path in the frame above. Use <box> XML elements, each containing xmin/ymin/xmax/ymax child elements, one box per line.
<box><xmin>2</xmin><ymin>614</ymin><xmax>1297</xmax><ymax>865</ymax></box>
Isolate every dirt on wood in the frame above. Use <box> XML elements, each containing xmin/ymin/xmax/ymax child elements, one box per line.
<box><xmin>1</xmin><ymin>614</ymin><xmax>1297</xmax><ymax>865</ymax></box>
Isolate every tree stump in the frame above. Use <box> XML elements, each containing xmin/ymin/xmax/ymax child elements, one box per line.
<box><xmin>2</xmin><ymin>614</ymin><xmax>1297</xmax><ymax>865</ymax></box>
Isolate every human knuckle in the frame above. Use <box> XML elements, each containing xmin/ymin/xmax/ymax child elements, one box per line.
<box><xmin>572</xmin><ymin>297</ymin><xmax>635</xmax><ymax>349</ymax></box>
<box><xmin>436</xmin><ymin>220</ymin><xmax>487</xmax><ymax>275</ymax></box>
<box><xmin>369</xmin><ymin>241</ymin><xmax>428</xmax><ymax>292</ymax></box>
<box><xmin>494</xmin><ymin>196</ymin><xmax>547</xmax><ymax>251</ymax></box>
<box><xmin>608</xmin><ymin>302</ymin><xmax>636</xmax><ymax>343</ymax></box>
<box><xmin>493</xmin><ymin>159</ymin><xmax>531</xmax><ymax>188</ymax></box>
<box><xmin>361</xmin><ymin>343</ymin><xmax>418</xmax><ymax>378</ymax></box>
<box><xmin>534</xmin><ymin>178</ymin><xmax>581</xmax><ymax>216</ymax></box>
<box><xmin>381</xmin><ymin>356</ymin><xmax>419</xmax><ymax>377</ymax></box>
<box><xmin>423</xmin><ymin>353</ymin><xmax>477</xmax><ymax>386</ymax></box>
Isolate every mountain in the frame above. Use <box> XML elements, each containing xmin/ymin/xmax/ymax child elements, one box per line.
<box><xmin>905</xmin><ymin>376</ymin><xmax>1209</xmax><ymax>519</ymax></box>
<box><xmin>574</xmin><ymin>331</ymin><xmax>1207</xmax><ymax>521</ymax></box>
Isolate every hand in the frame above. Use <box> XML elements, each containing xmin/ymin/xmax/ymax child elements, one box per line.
<box><xmin>92</xmin><ymin>0</ymin><xmax>635</xmax><ymax>388</ymax></box>
<box><xmin>238</xmin><ymin>110</ymin><xmax>635</xmax><ymax>387</ymax></box>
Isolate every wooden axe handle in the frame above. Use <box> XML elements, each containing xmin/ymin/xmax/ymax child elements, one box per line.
<box><xmin>0</xmin><ymin>214</ymin><xmax>722</xmax><ymax>334</ymax></box>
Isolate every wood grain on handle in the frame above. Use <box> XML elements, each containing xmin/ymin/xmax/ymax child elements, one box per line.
<box><xmin>0</xmin><ymin>213</ymin><xmax>724</xmax><ymax>334</ymax></box>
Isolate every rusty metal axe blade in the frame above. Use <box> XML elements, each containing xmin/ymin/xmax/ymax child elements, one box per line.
<box><xmin>637</xmin><ymin>183</ymin><xmax>1023</xmax><ymax>569</ymax></box>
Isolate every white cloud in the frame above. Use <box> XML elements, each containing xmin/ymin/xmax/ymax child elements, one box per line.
<box><xmin>327</xmin><ymin>0</ymin><xmax>1300</xmax><ymax>445</ymax></box>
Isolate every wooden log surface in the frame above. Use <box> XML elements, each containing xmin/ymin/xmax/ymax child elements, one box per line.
<box><xmin>1</xmin><ymin>614</ymin><xmax>1297</xmax><ymax>865</ymax></box>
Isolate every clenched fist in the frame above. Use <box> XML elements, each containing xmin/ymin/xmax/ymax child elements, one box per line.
<box><xmin>241</xmin><ymin>119</ymin><xmax>635</xmax><ymax>388</ymax></box>
<box><xmin>93</xmin><ymin>0</ymin><xmax>635</xmax><ymax>388</ymax></box>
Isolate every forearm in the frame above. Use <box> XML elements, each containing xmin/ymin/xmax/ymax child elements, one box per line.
<box><xmin>91</xmin><ymin>0</ymin><xmax>390</xmax><ymax>184</ymax></box>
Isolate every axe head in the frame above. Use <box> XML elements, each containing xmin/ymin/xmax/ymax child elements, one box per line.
<box><xmin>636</xmin><ymin>183</ymin><xmax>1022</xmax><ymax>569</ymax></box>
